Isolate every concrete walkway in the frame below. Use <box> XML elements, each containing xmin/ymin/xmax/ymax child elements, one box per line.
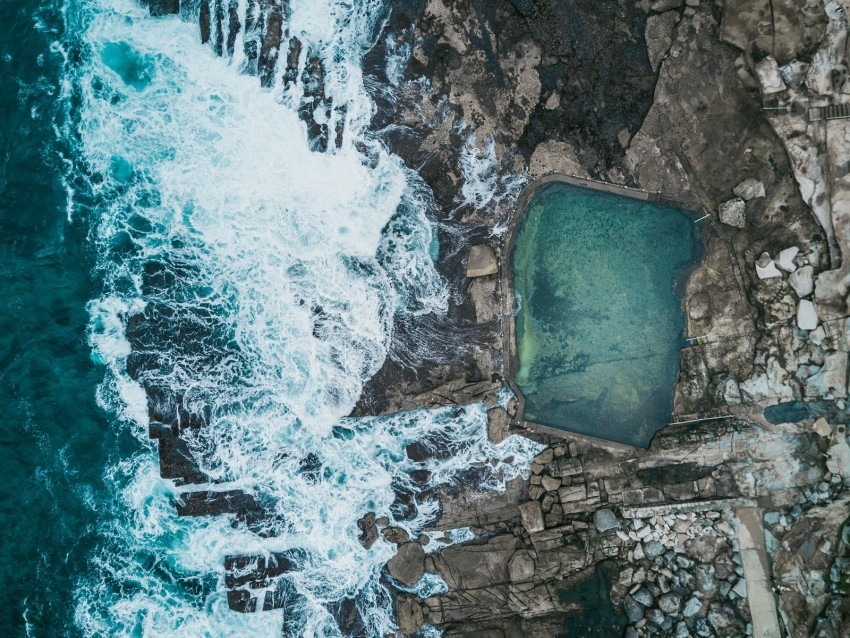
<box><xmin>735</xmin><ymin>507</ymin><xmax>782</xmax><ymax>638</ymax></box>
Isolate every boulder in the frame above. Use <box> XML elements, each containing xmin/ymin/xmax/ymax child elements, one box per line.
<box><xmin>682</xmin><ymin>596</ymin><xmax>702</xmax><ymax>617</ymax></box>
<box><xmin>382</xmin><ymin>526</ymin><xmax>411</xmax><ymax>545</ymax></box>
<box><xmin>776</xmin><ymin>246</ymin><xmax>799</xmax><ymax>272</ymax></box>
<box><xmin>789</xmin><ymin>265</ymin><xmax>814</xmax><ymax>297</ymax></box>
<box><xmin>632</xmin><ymin>587</ymin><xmax>654</xmax><ymax>607</ymax></box>
<box><xmin>732</xmin><ymin>178</ymin><xmax>765</xmax><ymax>200</ymax></box>
<box><xmin>558</xmin><ymin>484</ymin><xmax>587</xmax><ymax>504</ymax></box>
<box><xmin>396</xmin><ymin>594</ymin><xmax>424</xmax><ymax>634</ymax></box>
<box><xmin>466</xmin><ymin>245</ymin><xmax>497</xmax><ymax>278</ymax></box>
<box><xmin>797</xmin><ymin>299</ymin><xmax>819</xmax><ymax>330</ymax></box>
<box><xmin>813</xmin><ymin>417</ymin><xmax>833</xmax><ymax>437</ymax></box>
<box><xmin>387</xmin><ymin>542</ymin><xmax>425</xmax><ymax>586</ymax></box>
<box><xmin>487</xmin><ymin>407</ymin><xmax>510</xmax><ymax>444</ymax></box>
<box><xmin>754</xmin><ymin>56</ymin><xmax>787</xmax><ymax>94</ymax></box>
<box><xmin>658</xmin><ymin>593</ymin><xmax>681</xmax><ymax>615</ymax></box>
<box><xmin>807</xmin><ymin>351</ymin><xmax>848</xmax><ymax>398</ymax></box>
<box><xmin>718</xmin><ymin>198</ymin><xmax>746</xmax><ymax>228</ymax></box>
<box><xmin>594</xmin><ymin>508</ymin><xmax>620</xmax><ymax>533</ymax></box>
<box><xmin>357</xmin><ymin>512</ymin><xmax>378</xmax><ymax>550</ymax></box>
<box><xmin>550</xmin><ymin>456</ymin><xmax>583</xmax><ymax>477</ymax></box>
<box><xmin>624</xmin><ymin>595</ymin><xmax>646</xmax><ymax>623</ymax></box>
<box><xmin>541</xmin><ymin>475</ymin><xmax>561</xmax><ymax>492</ymax></box>
<box><xmin>519</xmin><ymin>500</ymin><xmax>545</xmax><ymax>533</ymax></box>
<box><xmin>508</xmin><ymin>550</ymin><xmax>536</xmax><ymax>583</ymax></box>
<box><xmin>756</xmin><ymin>252</ymin><xmax>782</xmax><ymax>279</ymax></box>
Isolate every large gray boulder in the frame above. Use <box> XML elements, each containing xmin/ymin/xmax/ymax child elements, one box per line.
<box><xmin>718</xmin><ymin>197</ymin><xmax>746</xmax><ymax>228</ymax></box>
<box><xmin>387</xmin><ymin>542</ymin><xmax>425</xmax><ymax>586</ymax></box>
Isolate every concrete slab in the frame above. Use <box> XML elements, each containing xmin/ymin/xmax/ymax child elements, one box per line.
<box><xmin>735</xmin><ymin>507</ymin><xmax>782</xmax><ymax>638</ymax></box>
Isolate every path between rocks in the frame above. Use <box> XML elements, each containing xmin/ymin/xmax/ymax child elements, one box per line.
<box><xmin>734</xmin><ymin>507</ymin><xmax>782</xmax><ymax>638</ymax></box>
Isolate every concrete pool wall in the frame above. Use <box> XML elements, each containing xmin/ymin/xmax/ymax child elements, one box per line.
<box><xmin>502</xmin><ymin>173</ymin><xmax>704</xmax><ymax>449</ymax></box>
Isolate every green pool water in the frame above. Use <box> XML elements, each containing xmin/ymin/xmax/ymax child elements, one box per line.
<box><xmin>511</xmin><ymin>182</ymin><xmax>699</xmax><ymax>447</ymax></box>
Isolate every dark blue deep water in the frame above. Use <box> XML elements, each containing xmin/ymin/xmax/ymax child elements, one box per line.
<box><xmin>0</xmin><ymin>2</ymin><xmax>121</xmax><ymax>635</ymax></box>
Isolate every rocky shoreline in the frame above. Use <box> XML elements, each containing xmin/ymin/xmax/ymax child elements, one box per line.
<box><xmin>358</xmin><ymin>0</ymin><xmax>850</xmax><ymax>636</ymax></box>
<box><xmin>136</xmin><ymin>0</ymin><xmax>850</xmax><ymax>635</ymax></box>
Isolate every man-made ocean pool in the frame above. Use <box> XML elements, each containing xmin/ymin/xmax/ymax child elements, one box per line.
<box><xmin>511</xmin><ymin>181</ymin><xmax>699</xmax><ymax>447</ymax></box>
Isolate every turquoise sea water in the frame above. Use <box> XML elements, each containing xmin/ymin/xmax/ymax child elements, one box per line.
<box><xmin>0</xmin><ymin>2</ymin><xmax>122</xmax><ymax>634</ymax></box>
<box><xmin>512</xmin><ymin>183</ymin><xmax>698</xmax><ymax>447</ymax></box>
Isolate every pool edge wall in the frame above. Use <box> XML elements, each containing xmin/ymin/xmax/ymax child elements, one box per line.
<box><xmin>501</xmin><ymin>173</ymin><xmax>705</xmax><ymax>450</ymax></box>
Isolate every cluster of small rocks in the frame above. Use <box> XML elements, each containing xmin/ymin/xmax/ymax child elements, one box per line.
<box><xmin>611</xmin><ymin>510</ymin><xmax>752</xmax><ymax>638</ymax></box>
<box><xmin>520</xmin><ymin>445</ymin><xmax>599</xmax><ymax>532</ymax></box>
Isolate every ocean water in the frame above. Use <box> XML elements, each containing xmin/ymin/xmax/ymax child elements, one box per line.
<box><xmin>512</xmin><ymin>183</ymin><xmax>698</xmax><ymax>447</ymax></box>
<box><xmin>1</xmin><ymin>1</ymin><xmax>541</xmax><ymax>636</ymax></box>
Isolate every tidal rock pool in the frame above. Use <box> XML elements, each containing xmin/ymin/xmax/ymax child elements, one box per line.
<box><xmin>511</xmin><ymin>182</ymin><xmax>699</xmax><ymax>447</ymax></box>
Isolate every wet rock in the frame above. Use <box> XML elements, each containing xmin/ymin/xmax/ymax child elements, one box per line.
<box><xmin>387</xmin><ymin>542</ymin><xmax>425</xmax><ymax>587</ymax></box>
<box><xmin>624</xmin><ymin>595</ymin><xmax>646</xmax><ymax>623</ymax></box>
<box><xmin>797</xmin><ymin>299</ymin><xmax>819</xmax><ymax>330</ymax></box>
<box><xmin>632</xmin><ymin>587</ymin><xmax>654</xmax><ymax>607</ymax></box>
<box><xmin>594</xmin><ymin>508</ymin><xmax>620</xmax><ymax>533</ymax></box>
<box><xmin>755</xmin><ymin>252</ymin><xmax>782</xmax><ymax>279</ymax></box>
<box><xmin>718</xmin><ymin>198</ymin><xmax>746</xmax><ymax>228</ymax></box>
<box><xmin>732</xmin><ymin>178</ymin><xmax>765</xmax><ymax>201</ymax></box>
<box><xmin>487</xmin><ymin>407</ymin><xmax>510</xmax><ymax>444</ymax></box>
<box><xmin>466</xmin><ymin>245</ymin><xmax>497</xmax><ymax>278</ymax></box>
<box><xmin>144</xmin><ymin>0</ymin><xmax>179</xmax><ymax>16</ymax></box>
<box><xmin>382</xmin><ymin>526</ymin><xmax>411</xmax><ymax>545</ymax></box>
<box><xmin>396</xmin><ymin>594</ymin><xmax>424</xmax><ymax>634</ymax></box>
<box><xmin>357</xmin><ymin>512</ymin><xmax>378</xmax><ymax>550</ymax></box>
<box><xmin>789</xmin><ymin>265</ymin><xmax>814</xmax><ymax>297</ymax></box>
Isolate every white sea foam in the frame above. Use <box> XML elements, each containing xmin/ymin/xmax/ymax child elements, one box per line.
<box><xmin>457</xmin><ymin>133</ymin><xmax>527</xmax><ymax>217</ymax></box>
<box><xmin>66</xmin><ymin>1</ymin><xmax>541</xmax><ymax>636</ymax></box>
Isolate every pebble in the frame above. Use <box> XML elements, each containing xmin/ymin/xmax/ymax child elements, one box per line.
<box><xmin>683</xmin><ymin>597</ymin><xmax>702</xmax><ymax>617</ymax></box>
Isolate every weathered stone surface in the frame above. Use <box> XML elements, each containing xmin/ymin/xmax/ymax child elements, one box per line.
<box><xmin>466</xmin><ymin>245</ymin><xmax>497</xmax><ymax>278</ymax></box>
<box><xmin>755</xmin><ymin>252</ymin><xmax>782</xmax><ymax>279</ymax></box>
<box><xmin>718</xmin><ymin>197</ymin><xmax>746</xmax><ymax>228</ymax></box>
<box><xmin>382</xmin><ymin>526</ymin><xmax>411</xmax><ymax>545</ymax></box>
<box><xmin>807</xmin><ymin>351</ymin><xmax>848</xmax><ymax>398</ymax></box>
<box><xmin>519</xmin><ymin>500</ymin><xmax>545</xmax><ymax>533</ymax></box>
<box><xmin>789</xmin><ymin>265</ymin><xmax>815</xmax><ymax>297</ymax></box>
<box><xmin>732</xmin><ymin>177</ymin><xmax>765</xmax><ymax>200</ymax></box>
<box><xmin>558</xmin><ymin>484</ymin><xmax>587</xmax><ymax>504</ymax></box>
<box><xmin>550</xmin><ymin>456</ymin><xmax>583</xmax><ymax>478</ymax></box>
<box><xmin>797</xmin><ymin>299</ymin><xmax>819</xmax><ymax>330</ymax></box>
<box><xmin>387</xmin><ymin>542</ymin><xmax>425</xmax><ymax>587</ymax></box>
<box><xmin>594</xmin><ymin>508</ymin><xmax>619</xmax><ymax>533</ymax></box>
<box><xmin>776</xmin><ymin>246</ymin><xmax>799</xmax><ymax>272</ymax></box>
<box><xmin>646</xmin><ymin>11</ymin><xmax>679</xmax><ymax>72</ymax></box>
<box><xmin>487</xmin><ymin>407</ymin><xmax>510</xmax><ymax>444</ymax></box>
<box><xmin>753</xmin><ymin>56</ymin><xmax>786</xmax><ymax>93</ymax></box>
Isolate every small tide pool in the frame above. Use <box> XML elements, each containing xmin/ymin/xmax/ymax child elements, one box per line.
<box><xmin>511</xmin><ymin>181</ymin><xmax>699</xmax><ymax>447</ymax></box>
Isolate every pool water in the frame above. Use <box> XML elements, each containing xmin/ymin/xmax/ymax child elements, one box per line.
<box><xmin>511</xmin><ymin>182</ymin><xmax>699</xmax><ymax>447</ymax></box>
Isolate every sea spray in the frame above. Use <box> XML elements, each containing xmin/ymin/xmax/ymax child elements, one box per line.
<box><xmin>64</xmin><ymin>1</ymin><xmax>542</xmax><ymax>635</ymax></box>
